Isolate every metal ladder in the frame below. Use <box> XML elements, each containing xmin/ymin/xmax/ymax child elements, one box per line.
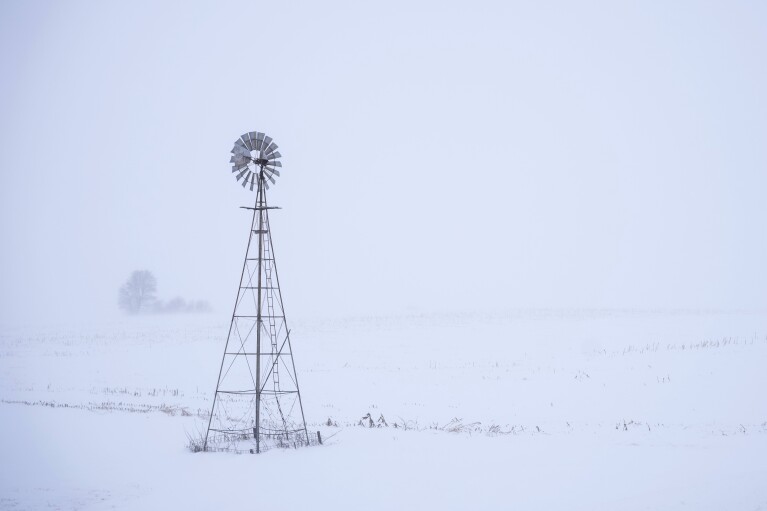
<box><xmin>263</xmin><ymin>236</ymin><xmax>280</xmax><ymax>392</ymax></box>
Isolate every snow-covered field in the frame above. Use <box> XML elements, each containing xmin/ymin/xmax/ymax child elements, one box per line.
<box><xmin>1</xmin><ymin>310</ymin><xmax>766</xmax><ymax>510</ymax></box>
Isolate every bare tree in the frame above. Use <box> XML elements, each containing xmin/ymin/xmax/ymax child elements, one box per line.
<box><xmin>118</xmin><ymin>270</ymin><xmax>157</xmax><ymax>314</ymax></box>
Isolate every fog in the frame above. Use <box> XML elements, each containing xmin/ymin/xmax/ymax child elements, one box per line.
<box><xmin>1</xmin><ymin>1</ymin><xmax>766</xmax><ymax>325</ymax></box>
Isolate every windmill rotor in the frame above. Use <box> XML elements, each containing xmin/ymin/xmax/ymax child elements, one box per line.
<box><xmin>230</xmin><ymin>132</ymin><xmax>283</xmax><ymax>191</ymax></box>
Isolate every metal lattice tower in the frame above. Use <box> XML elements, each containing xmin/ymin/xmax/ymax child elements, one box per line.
<box><xmin>204</xmin><ymin>132</ymin><xmax>309</xmax><ymax>453</ymax></box>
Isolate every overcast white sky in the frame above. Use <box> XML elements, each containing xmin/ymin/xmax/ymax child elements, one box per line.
<box><xmin>1</xmin><ymin>1</ymin><xmax>766</xmax><ymax>324</ymax></box>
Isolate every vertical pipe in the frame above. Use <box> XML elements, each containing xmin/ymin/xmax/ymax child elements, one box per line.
<box><xmin>254</xmin><ymin>169</ymin><xmax>265</xmax><ymax>453</ymax></box>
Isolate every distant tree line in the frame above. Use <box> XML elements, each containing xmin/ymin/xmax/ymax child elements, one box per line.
<box><xmin>118</xmin><ymin>270</ymin><xmax>211</xmax><ymax>315</ymax></box>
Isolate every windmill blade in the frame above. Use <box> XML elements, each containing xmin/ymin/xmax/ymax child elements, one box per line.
<box><xmin>267</xmin><ymin>160</ymin><xmax>282</xmax><ymax>168</ymax></box>
<box><xmin>234</xmin><ymin>138</ymin><xmax>247</xmax><ymax>150</ymax></box>
<box><xmin>232</xmin><ymin>153</ymin><xmax>250</xmax><ymax>167</ymax></box>
<box><xmin>260</xmin><ymin>137</ymin><xmax>273</xmax><ymax>158</ymax></box>
<box><xmin>231</xmin><ymin>154</ymin><xmax>249</xmax><ymax>166</ymax></box>
<box><xmin>241</xmin><ymin>170</ymin><xmax>252</xmax><ymax>187</ymax></box>
<box><xmin>241</xmin><ymin>133</ymin><xmax>253</xmax><ymax>150</ymax></box>
<box><xmin>268</xmin><ymin>151</ymin><xmax>282</xmax><ymax>161</ymax></box>
<box><xmin>235</xmin><ymin>168</ymin><xmax>249</xmax><ymax>181</ymax></box>
<box><xmin>254</xmin><ymin>132</ymin><xmax>265</xmax><ymax>151</ymax></box>
<box><xmin>249</xmin><ymin>173</ymin><xmax>256</xmax><ymax>191</ymax></box>
<box><xmin>252</xmin><ymin>134</ymin><xmax>263</xmax><ymax>152</ymax></box>
<box><xmin>232</xmin><ymin>164</ymin><xmax>248</xmax><ymax>173</ymax></box>
<box><xmin>265</xmin><ymin>168</ymin><xmax>281</xmax><ymax>177</ymax></box>
<box><xmin>264</xmin><ymin>143</ymin><xmax>278</xmax><ymax>157</ymax></box>
<box><xmin>232</xmin><ymin>145</ymin><xmax>250</xmax><ymax>158</ymax></box>
<box><xmin>264</xmin><ymin>172</ymin><xmax>276</xmax><ymax>185</ymax></box>
<box><xmin>263</xmin><ymin>179</ymin><xmax>270</xmax><ymax>190</ymax></box>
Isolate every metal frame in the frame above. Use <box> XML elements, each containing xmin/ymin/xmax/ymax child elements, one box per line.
<box><xmin>204</xmin><ymin>166</ymin><xmax>309</xmax><ymax>453</ymax></box>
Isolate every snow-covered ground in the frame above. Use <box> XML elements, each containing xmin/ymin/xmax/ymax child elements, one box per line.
<box><xmin>1</xmin><ymin>310</ymin><xmax>766</xmax><ymax>510</ymax></box>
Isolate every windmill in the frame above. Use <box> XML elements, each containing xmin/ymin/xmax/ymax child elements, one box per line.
<box><xmin>204</xmin><ymin>132</ymin><xmax>309</xmax><ymax>453</ymax></box>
